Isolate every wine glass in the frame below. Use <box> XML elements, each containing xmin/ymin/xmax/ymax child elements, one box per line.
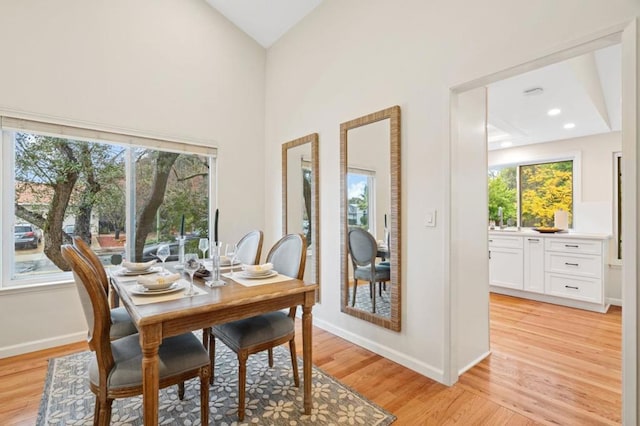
<box><xmin>156</xmin><ymin>244</ymin><xmax>170</xmax><ymax>276</ymax></box>
<box><xmin>226</xmin><ymin>243</ymin><xmax>239</xmax><ymax>275</ymax></box>
<box><xmin>198</xmin><ymin>238</ymin><xmax>209</xmax><ymax>260</ymax></box>
<box><xmin>183</xmin><ymin>253</ymin><xmax>200</xmax><ymax>296</ymax></box>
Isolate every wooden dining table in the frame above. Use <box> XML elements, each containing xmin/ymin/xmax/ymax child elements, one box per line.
<box><xmin>110</xmin><ymin>265</ymin><xmax>318</xmax><ymax>426</ymax></box>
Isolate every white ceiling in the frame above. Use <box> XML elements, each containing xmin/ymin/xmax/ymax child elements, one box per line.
<box><xmin>203</xmin><ymin>3</ymin><xmax>621</xmax><ymax>151</ymax></box>
<box><xmin>205</xmin><ymin>0</ymin><xmax>323</xmax><ymax>48</ymax></box>
<box><xmin>487</xmin><ymin>44</ymin><xmax>621</xmax><ymax>151</ymax></box>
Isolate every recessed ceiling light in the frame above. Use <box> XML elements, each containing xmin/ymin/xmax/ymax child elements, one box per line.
<box><xmin>547</xmin><ymin>108</ymin><xmax>561</xmax><ymax>116</ymax></box>
<box><xmin>500</xmin><ymin>141</ymin><xmax>513</xmax><ymax>148</ymax></box>
<box><xmin>563</xmin><ymin>123</ymin><xmax>576</xmax><ymax>129</ymax></box>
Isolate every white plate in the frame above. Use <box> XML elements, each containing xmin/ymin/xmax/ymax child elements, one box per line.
<box><xmin>235</xmin><ymin>270</ymin><xmax>278</xmax><ymax>280</ymax></box>
<box><xmin>137</xmin><ymin>278</ymin><xmax>176</xmax><ymax>291</ymax></box>
<box><xmin>130</xmin><ymin>282</ymin><xmax>184</xmax><ymax>295</ymax></box>
<box><xmin>119</xmin><ymin>266</ymin><xmax>161</xmax><ymax>276</ymax></box>
<box><xmin>241</xmin><ymin>270</ymin><xmax>273</xmax><ymax>277</ymax></box>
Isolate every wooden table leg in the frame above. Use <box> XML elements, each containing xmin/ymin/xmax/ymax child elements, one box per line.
<box><xmin>141</xmin><ymin>325</ymin><xmax>161</xmax><ymax>426</ymax></box>
<box><xmin>302</xmin><ymin>303</ymin><xmax>313</xmax><ymax>414</ymax></box>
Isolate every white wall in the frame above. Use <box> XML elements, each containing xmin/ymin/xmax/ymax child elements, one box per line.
<box><xmin>452</xmin><ymin>87</ymin><xmax>491</xmax><ymax>374</ymax></box>
<box><xmin>264</xmin><ymin>0</ymin><xmax>639</xmax><ymax>383</ymax></box>
<box><xmin>0</xmin><ymin>0</ymin><xmax>266</xmax><ymax>357</ymax></box>
<box><xmin>489</xmin><ymin>132</ymin><xmax>623</xmax><ymax>302</ymax></box>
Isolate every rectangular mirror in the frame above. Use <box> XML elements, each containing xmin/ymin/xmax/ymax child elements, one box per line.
<box><xmin>340</xmin><ymin>106</ymin><xmax>401</xmax><ymax>331</ymax></box>
<box><xmin>282</xmin><ymin>133</ymin><xmax>320</xmax><ymax>298</ymax></box>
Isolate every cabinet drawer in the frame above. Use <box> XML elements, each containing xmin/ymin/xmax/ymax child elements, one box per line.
<box><xmin>545</xmin><ymin>253</ymin><xmax>602</xmax><ymax>278</ymax></box>
<box><xmin>545</xmin><ymin>238</ymin><xmax>602</xmax><ymax>255</ymax></box>
<box><xmin>545</xmin><ymin>273</ymin><xmax>602</xmax><ymax>303</ymax></box>
<box><xmin>488</xmin><ymin>235</ymin><xmax>523</xmax><ymax>249</ymax></box>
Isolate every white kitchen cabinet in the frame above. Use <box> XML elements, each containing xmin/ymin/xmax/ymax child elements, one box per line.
<box><xmin>488</xmin><ymin>231</ymin><xmax>609</xmax><ymax>312</ymax></box>
<box><xmin>544</xmin><ymin>237</ymin><xmax>605</xmax><ymax>304</ymax></box>
<box><xmin>524</xmin><ymin>237</ymin><xmax>544</xmax><ymax>293</ymax></box>
<box><xmin>489</xmin><ymin>236</ymin><xmax>523</xmax><ymax>290</ymax></box>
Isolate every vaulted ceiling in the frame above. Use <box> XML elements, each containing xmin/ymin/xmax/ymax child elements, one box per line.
<box><xmin>205</xmin><ymin>0</ymin><xmax>323</xmax><ymax>48</ymax></box>
<box><xmin>204</xmin><ymin>3</ymin><xmax>621</xmax><ymax>151</ymax></box>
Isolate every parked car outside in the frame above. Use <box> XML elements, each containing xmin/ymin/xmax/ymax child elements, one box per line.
<box><xmin>14</xmin><ymin>224</ymin><xmax>42</xmax><ymax>250</ymax></box>
<box><xmin>141</xmin><ymin>236</ymin><xmax>198</xmax><ymax>262</ymax></box>
<box><xmin>64</xmin><ymin>224</ymin><xmax>92</xmax><ymax>240</ymax></box>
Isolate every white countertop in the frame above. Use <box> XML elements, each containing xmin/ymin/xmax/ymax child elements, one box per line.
<box><xmin>488</xmin><ymin>228</ymin><xmax>611</xmax><ymax>240</ymax></box>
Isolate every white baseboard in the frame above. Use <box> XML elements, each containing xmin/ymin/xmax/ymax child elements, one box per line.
<box><xmin>312</xmin><ymin>317</ymin><xmax>445</xmax><ymax>384</ymax></box>
<box><xmin>607</xmin><ymin>297</ymin><xmax>622</xmax><ymax>307</ymax></box>
<box><xmin>0</xmin><ymin>332</ymin><xmax>85</xmax><ymax>359</ymax></box>
<box><xmin>458</xmin><ymin>350</ymin><xmax>491</xmax><ymax>376</ymax></box>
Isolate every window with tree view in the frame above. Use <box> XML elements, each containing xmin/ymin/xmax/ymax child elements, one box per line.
<box><xmin>488</xmin><ymin>160</ymin><xmax>573</xmax><ymax>228</ymax></box>
<box><xmin>6</xmin><ymin>125</ymin><xmax>214</xmax><ymax>287</ymax></box>
<box><xmin>347</xmin><ymin>169</ymin><xmax>374</xmax><ymax>231</ymax></box>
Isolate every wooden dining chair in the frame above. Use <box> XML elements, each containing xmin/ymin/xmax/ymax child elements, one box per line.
<box><xmin>235</xmin><ymin>229</ymin><xmax>264</xmax><ymax>265</ymax></box>
<box><xmin>61</xmin><ymin>245</ymin><xmax>211</xmax><ymax>426</ymax></box>
<box><xmin>348</xmin><ymin>228</ymin><xmax>391</xmax><ymax>313</ymax></box>
<box><xmin>209</xmin><ymin>233</ymin><xmax>307</xmax><ymax>421</ymax></box>
<box><xmin>72</xmin><ymin>237</ymin><xmax>137</xmax><ymax>341</ymax></box>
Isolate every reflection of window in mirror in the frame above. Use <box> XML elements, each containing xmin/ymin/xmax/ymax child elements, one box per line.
<box><xmin>347</xmin><ymin>167</ymin><xmax>375</xmax><ymax>234</ymax></box>
<box><xmin>301</xmin><ymin>160</ymin><xmax>312</xmax><ymax>249</ymax></box>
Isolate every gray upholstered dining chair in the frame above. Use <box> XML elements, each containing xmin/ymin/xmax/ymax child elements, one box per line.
<box><xmin>201</xmin><ymin>229</ymin><xmax>264</xmax><ymax>348</ymax></box>
<box><xmin>348</xmin><ymin>228</ymin><xmax>391</xmax><ymax>313</ymax></box>
<box><xmin>61</xmin><ymin>245</ymin><xmax>210</xmax><ymax>426</ymax></box>
<box><xmin>72</xmin><ymin>236</ymin><xmax>137</xmax><ymax>341</ymax></box>
<box><xmin>209</xmin><ymin>233</ymin><xmax>307</xmax><ymax>421</ymax></box>
<box><xmin>235</xmin><ymin>229</ymin><xmax>264</xmax><ymax>265</ymax></box>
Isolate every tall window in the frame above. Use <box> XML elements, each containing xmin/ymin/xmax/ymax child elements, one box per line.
<box><xmin>488</xmin><ymin>159</ymin><xmax>573</xmax><ymax>228</ymax></box>
<box><xmin>347</xmin><ymin>168</ymin><xmax>375</xmax><ymax>232</ymax></box>
<box><xmin>3</xmin><ymin>119</ymin><xmax>216</xmax><ymax>288</ymax></box>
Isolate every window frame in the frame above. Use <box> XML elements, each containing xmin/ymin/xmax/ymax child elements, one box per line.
<box><xmin>1</xmin><ymin>117</ymin><xmax>218</xmax><ymax>290</ymax></box>
<box><xmin>488</xmin><ymin>151</ymin><xmax>581</xmax><ymax>229</ymax></box>
<box><xmin>346</xmin><ymin>166</ymin><xmax>376</xmax><ymax>235</ymax></box>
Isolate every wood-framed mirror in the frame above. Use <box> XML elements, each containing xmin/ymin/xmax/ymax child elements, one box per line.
<box><xmin>340</xmin><ymin>106</ymin><xmax>401</xmax><ymax>331</ymax></box>
<box><xmin>282</xmin><ymin>133</ymin><xmax>320</xmax><ymax>299</ymax></box>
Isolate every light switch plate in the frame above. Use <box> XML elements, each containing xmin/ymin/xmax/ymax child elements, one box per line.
<box><xmin>426</xmin><ymin>208</ymin><xmax>437</xmax><ymax>227</ymax></box>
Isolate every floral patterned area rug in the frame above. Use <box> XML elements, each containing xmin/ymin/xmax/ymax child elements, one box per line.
<box><xmin>37</xmin><ymin>341</ymin><xmax>395</xmax><ymax>425</ymax></box>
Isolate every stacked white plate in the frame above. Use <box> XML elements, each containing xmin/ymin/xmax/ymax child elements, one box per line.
<box><xmin>138</xmin><ymin>273</ymin><xmax>180</xmax><ymax>290</ymax></box>
<box><xmin>238</xmin><ymin>263</ymin><xmax>277</xmax><ymax>279</ymax></box>
<box><xmin>121</xmin><ymin>260</ymin><xmax>158</xmax><ymax>275</ymax></box>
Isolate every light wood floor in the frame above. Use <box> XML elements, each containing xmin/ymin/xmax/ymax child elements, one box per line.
<box><xmin>0</xmin><ymin>293</ymin><xmax>621</xmax><ymax>425</ymax></box>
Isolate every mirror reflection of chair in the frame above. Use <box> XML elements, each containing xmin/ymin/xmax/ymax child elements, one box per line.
<box><xmin>208</xmin><ymin>233</ymin><xmax>307</xmax><ymax>421</ymax></box>
<box><xmin>235</xmin><ymin>229</ymin><xmax>264</xmax><ymax>265</ymax></box>
<box><xmin>61</xmin><ymin>245</ymin><xmax>211</xmax><ymax>426</ymax></box>
<box><xmin>348</xmin><ymin>228</ymin><xmax>391</xmax><ymax>313</ymax></box>
<box><xmin>72</xmin><ymin>236</ymin><xmax>137</xmax><ymax>341</ymax></box>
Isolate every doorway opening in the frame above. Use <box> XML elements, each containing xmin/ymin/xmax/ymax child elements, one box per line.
<box><xmin>449</xmin><ymin>22</ymin><xmax>636</xmax><ymax>424</ymax></box>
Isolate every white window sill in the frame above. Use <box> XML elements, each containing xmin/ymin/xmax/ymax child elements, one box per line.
<box><xmin>0</xmin><ymin>278</ymin><xmax>75</xmax><ymax>295</ymax></box>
